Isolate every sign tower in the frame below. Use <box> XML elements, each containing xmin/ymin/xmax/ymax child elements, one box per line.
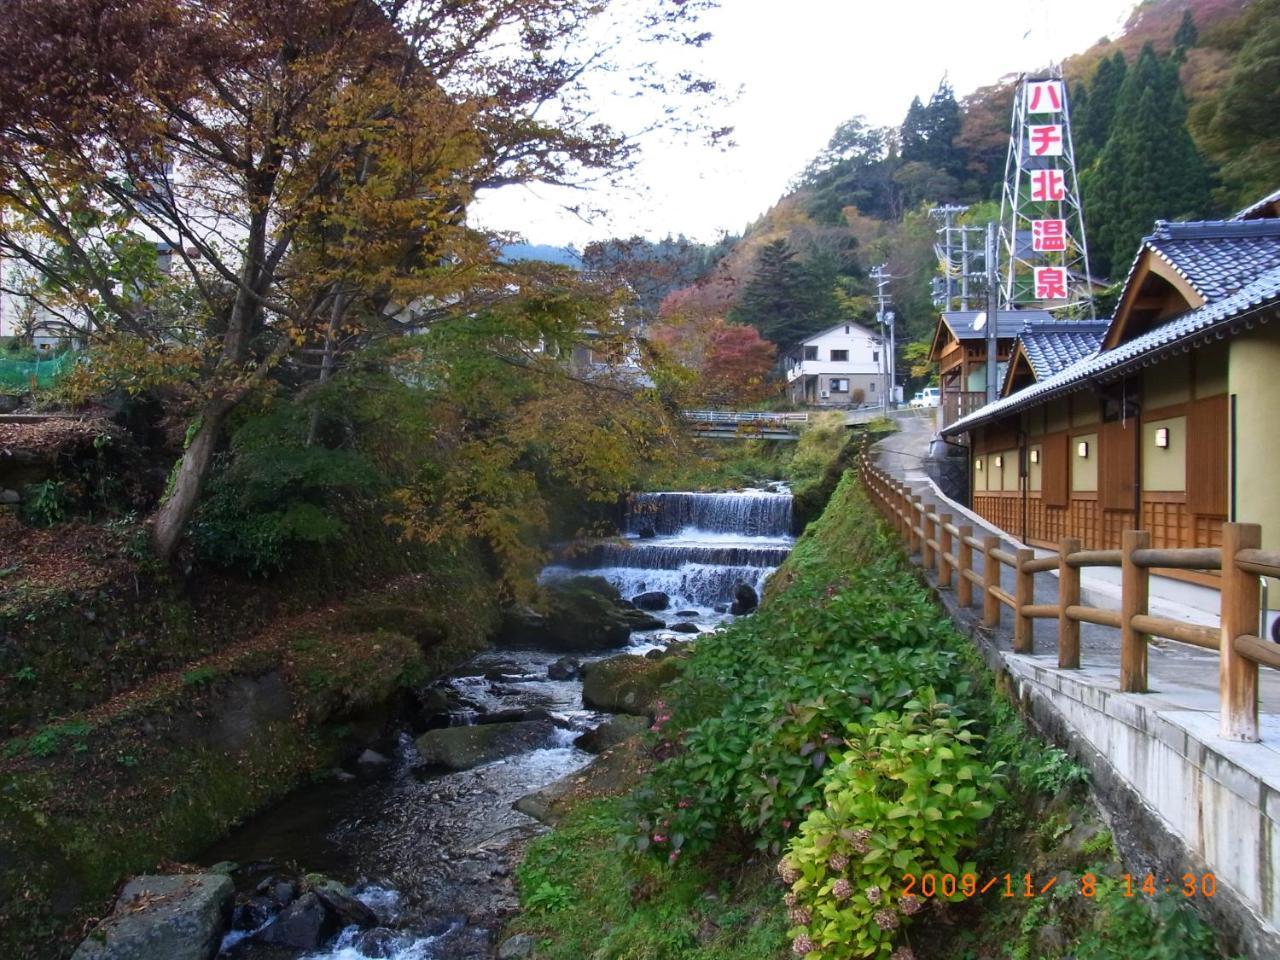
<box><xmin>998</xmin><ymin>74</ymin><xmax>1095</xmax><ymax>316</ymax></box>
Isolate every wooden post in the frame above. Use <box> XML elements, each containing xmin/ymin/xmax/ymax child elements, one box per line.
<box><xmin>922</xmin><ymin>510</ymin><xmax>936</xmax><ymax>570</ymax></box>
<box><xmin>897</xmin><ymin>484</ymin><xmax>909</xmax><ymax>540</ymax></box>
<box><xmin>1058</xmin><ymin>537</ymin><xmax>1081</xmax><ymax>669</ymax></box>
<box><xmin>909</xmin><ymin>497</ymin><xmax>923</xmax><ymax>555</ymax></box>
<box><xmin>1013</xmin><ymin>548</ymin><xmax>1035</xmax><ymax>653</ymax></box>
<box><xmin>1120</xmin><ymin>529</ymin><xmax>1151</xmax><ymax>693</ymax></box>
<box><xmin>982</xmin><ymin>535</ymin><xmax>1000</xmax><ymax>628</ymax></box>
<box><xmin>938</xmin><ymin>514</ymin><xmax>953</xmax><ymax>588</ymax></box>
<box><xmin>957</xmin><ymin>525</ymin><xmax>973</xmax><ymax>607</ymax></box>
<box><xmin>1220</xmin><ymin>522</ymin><xmax>1262</xmax><ymax>742</ymax></box>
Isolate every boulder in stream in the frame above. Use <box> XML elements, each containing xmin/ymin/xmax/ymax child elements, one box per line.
<box><xmin>415</xmin><ymin>719</ymin><xmax>558</xmax><ymax>770</ymax></box>
<box><xmin>667</xmin><ymin>621</ymin><xmax>700</xmax><ymax>634</ymax></box>
<box><xmin>547</xmin><ymin>656</ymin><xmax>581</xmax><ymax>681</ymax></box>
<box><xmin>574</xmin><ymin>714</ymin><xmax>651</xmax><ymax>753</ymax></box>
<box><xmin>729</xmin><ymin>582</ymin><xmax>759</xmax><ymax>615</ymax></box>
<box><xmin>618</xmin><ymin>607</ymin><xmax>665</xmax><ymax>631</ymax></box>
<box><xmin>71</xmin><ymin>874</ymin><xmax>234</xmax><ymax>960</ymax></box>
<box><xmin>500</xmin><ymin>578</ymin><xmax>633</xmax><ymax>652</ymax></box>
<box><xmin>673</xmin><ymin>610</ymin><xmax>700</xmax><ymax>618</ymax></box>
<box><xmin>632</xmin><ymin>590</ymin><xmax>670</xmax><ymax>611</ymax></box>
<box><xmin>581</xmin><ymin>654</ymin><xmax>680</xmax><ymax>716</ymax></box>
<box><xmin>253</xmin><ymin>892</ymin><xmax>341</xmax><ymax>950</ymax></box>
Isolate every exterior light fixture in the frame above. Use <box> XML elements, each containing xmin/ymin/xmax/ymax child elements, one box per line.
<box><xmin>1077</xmin><ymin>441</ymin><xmax>1090</xmax><ymax>458</ymax></box>
<box><xmin>1155</xmin><ymin>427</ymin><xmax>1170</xmax><ymax>449</ymax></box>
<box><xmin>976</xmin><ymin>459</ymin><xmax>984</xmax><ymax>471</ymax></box>
<box><xmin>994</xmin><ymin>455</ymin><xmax>1004</xmax><ymax>469</ymax></box>
<box><xmin>1030</xmin><ymin>449</ymin><xmax>1040</xmax><ymax>464</ymax></box>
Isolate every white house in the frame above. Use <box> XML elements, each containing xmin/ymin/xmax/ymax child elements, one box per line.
<box><xmin>784</xmin><ymin>322</ymin><xmax>882</xmax><ymax>407</ymax></box>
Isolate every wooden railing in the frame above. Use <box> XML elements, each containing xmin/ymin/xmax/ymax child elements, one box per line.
<box><xmin>940</xmin><ymin>390</ymin><xmax>986</xmax><ymax>428</ymax></box>
<box><xmin>859</xmin><ymin>454</ymin><xmax>1280</xmax><ymax>743</ymax></box>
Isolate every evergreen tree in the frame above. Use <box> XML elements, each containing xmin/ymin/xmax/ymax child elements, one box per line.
<box><xmin>1173</xmin><ymin>9</ymin><xmax>1198</xmax><ymax>56</ymax></box>
<box><xmin>1083</xmin><ymin>44</ymin><xmax>1213</xmax><ymax>278</ymax></box>
<box><xmin>899</xmin><ymin>97</ymin><xmax>928</xmax><ymax>162</ymax></box>
<box><xmin>1076</xmin><ymin>51</ymin><xmax>1127</xmax><ymax>167</ymax></box>
<box><xmin>730</xmin><ymin>239</ymin><xmax>813</xmax><ymax>346</ymax></box>
<box><xmin>1192</xmin><ymin>0</ymin><xmax>1280</xmax><ymax>209</ymax></box>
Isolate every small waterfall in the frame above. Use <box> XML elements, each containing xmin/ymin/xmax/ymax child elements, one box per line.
<box><xmin>544</xmin><ymin>489</ymin><xmax>795</xmax><ymax>611</ymax></box>
<box><xmin>625</xmin><ymin>490</ymin><xmax>793</xmax><ymax>537</ymax></box>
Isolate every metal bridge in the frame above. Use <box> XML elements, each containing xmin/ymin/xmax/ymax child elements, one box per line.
<box><xmin>682</xmin><ymin>410</ymin><xmax>809</xmax><ymax>441</ymax></box>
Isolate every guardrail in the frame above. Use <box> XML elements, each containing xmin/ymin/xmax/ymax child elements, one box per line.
<box><xmin>859</xmin><ymin>454</ymin><xmax>1279</xmax><ymax>743</ymax></box>
<box><xmin>683</xmin><ymin>410</ymin><xmax>810</xmax><ymax>424</ymax></box>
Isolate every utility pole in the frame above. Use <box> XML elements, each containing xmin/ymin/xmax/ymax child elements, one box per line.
<box><xmin>929</xmin><ymin>204</ymin><xmax>968</xmax><ymax>312</ymax></box>
<box><xmin>870</xmin><ymin>264</ymin><xmax>894</xmax><ymax>414</ymax></box>
<box><xmin>960</xmin><ymin>226</ymin><xmax>971</xmax><ymax>311</ymax></box>
<box><xmin>985</xmin><ymin>221</ymin><xmax>1000</xmax><ymax>405</ymax></box>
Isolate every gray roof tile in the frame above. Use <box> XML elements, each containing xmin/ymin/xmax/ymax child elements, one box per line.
<box><xmin>1144</xmin><ymin>219</ymin><xmax>1280</xmax><ymax>302</ymax></box>
<box><xmin>1016</xmin><ymin>320</ymin><xmax>1108</xmax><ymax>379</ymax></box>
<box><xmin>943</xmin><ymin>265</ymin><xmax>1280</xmax><ymax>436</ymax></box>
<box><xmin>942</xmin><ymin>309</ymin><xmax>1054</xmax><ymax>340</ymax></box>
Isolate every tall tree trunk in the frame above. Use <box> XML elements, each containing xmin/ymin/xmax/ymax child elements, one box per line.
<box><xmin>150</xmin><ymin>399</ymin><xmax>229</xmax><ymax>564</ymax></box>
<box><xmin>306</xmin><ymin>287</ymin><xmax>349</xmax><ymax>447</ymax></box>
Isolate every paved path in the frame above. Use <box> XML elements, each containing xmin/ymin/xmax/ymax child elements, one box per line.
<box><xmin>869</xmin><ymin>413</ymin><xmax>1280</xmax><ymax>716</ymax></box>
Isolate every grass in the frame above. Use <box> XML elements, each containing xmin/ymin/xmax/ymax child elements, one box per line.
<box><xmin>509</xmin><ymin>470</ymin><xmax>1232</xmax><ymax>960</ymax></box>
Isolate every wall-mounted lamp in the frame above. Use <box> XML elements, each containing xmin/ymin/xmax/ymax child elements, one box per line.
<box><xmin>1030</xmin><ymin>449</ymin><xmax>1041</xmax><ymax>464</ymax></box>
<box><xmin>1077</xmin><ymin>441</ymin><xmax>1090</xmax><ymax>459</ymax></box>
<box><xmin>975</xmin><ymin>459</ymin><xmax>984</xmax><ymax>471</ymax></box>
<box><xmin>994</xmin><ymin>455</ymin><xmax>1004</xmax><ymax>469</ymax></box>
<box><xmin>1154</xmin><ymin>427</ymin><xmax>1170</xmax><ymax>449</ymax></box>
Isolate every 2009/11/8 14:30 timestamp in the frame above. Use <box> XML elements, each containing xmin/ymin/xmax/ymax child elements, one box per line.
<box><xmin>899</xmin><ymin>872</ymin><xmax>1217</xmax><ymax>899</ymax></box>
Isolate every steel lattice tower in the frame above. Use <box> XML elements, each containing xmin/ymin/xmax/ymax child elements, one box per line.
<box><xmin>998</xmin><ymin>71</ymin><xmax>1095</xmax><ymax>318</ymax></box>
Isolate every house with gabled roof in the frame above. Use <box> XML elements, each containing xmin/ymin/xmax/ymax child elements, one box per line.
<box><xmin>940</xmin><ymin>190</ymin><xmax>1280</xmax><ymax>574</ymax></box>
<box><xmin>784</xmin><ymin>321</ymin><xmax>882</xmax><ymax>407</ymax></box>
<box><xmin>1002</xmin><ymin>318</ymin><xmax>1108</xmax><ymax>395</ymax></box>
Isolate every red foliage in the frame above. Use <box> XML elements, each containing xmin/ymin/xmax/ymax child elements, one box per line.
<box><xmin>657</xmin><ymin>274</ymin><xmax>738</xmax><ymax>322</ymax></box>
<box><xmin>651</xmin><ymin>316</ymin><xmax>774</xmax><ymax>406</ymax></box>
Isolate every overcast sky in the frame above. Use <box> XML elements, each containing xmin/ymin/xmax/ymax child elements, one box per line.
<box><xmin>471</xmin><ymin>0</ymin><xmax>1133</xmax><ymax>248</ymax></box>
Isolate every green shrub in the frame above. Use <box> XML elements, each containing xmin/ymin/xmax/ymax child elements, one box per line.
<box><xmin>21</xmin><ymin>480</ymin><xmax>67</xmax><ymax>527</ymax></box>
<box><xmin>781</xmin><ymin>693</ymin><xmax>997</xmax><ymax>960</ymax></box>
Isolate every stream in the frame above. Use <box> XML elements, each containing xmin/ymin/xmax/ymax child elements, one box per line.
<box><xmin>201</xmin><ymin>487</ymin><xmax>794</xmax><ymax>960</ymax></box>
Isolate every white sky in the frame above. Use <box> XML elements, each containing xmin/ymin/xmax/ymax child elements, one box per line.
<box><xmin>471</xmin><ymin>0</ymin><xmax>1132</xmax><ymax>247</ymax></box>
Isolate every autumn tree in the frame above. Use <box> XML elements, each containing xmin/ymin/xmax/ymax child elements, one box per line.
<box><xmin>0</xmin><ymin>0</ymin><xmax>718</xmax><ymax>562</ymax></box>
<box><xmin>649</xmin><ymin>317</ymin><xmax>774</xmax><ymax>407</ymax></box>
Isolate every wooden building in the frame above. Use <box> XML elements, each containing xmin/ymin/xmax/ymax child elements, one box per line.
<box><xmin>942</xmin><ymin>204</ymin><xmax>1280</xmax><ymax>575</ymax></box>
<box><xmin>929</xmin><ymin>309</ymin><xmax>1050</xmax><ymax>427</ymax></box>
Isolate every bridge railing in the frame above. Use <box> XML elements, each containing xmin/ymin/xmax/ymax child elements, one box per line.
<box><xmin>859</xmin><ymin>453</ymin><xmax>1280</xmax><ymax>743</ymax></box>
<box><xmin>683</xmin><ymin>410</ymin><xmax>810</xmax><ymax>425</ymax></box>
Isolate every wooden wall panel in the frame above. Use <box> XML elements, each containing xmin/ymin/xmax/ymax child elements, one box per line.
<box><xmin>1041</xmin><ymin>431</ymin><xmax>1070</xmax><ymax>507</ymax></box>
<box><xmin>1187</xmin><ymin>393</ymin><xmax>1228</xmax><ymax>517</ymax></box>
<box><xmin>1099</xmin><ymin>419</ymin><xmax>1138</xmax><ymax>511</ymax></box>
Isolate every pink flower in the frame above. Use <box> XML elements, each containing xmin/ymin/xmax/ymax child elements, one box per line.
<box><xmin>652</xmin><ymin>833</ymin><xmax>667</xmax><ymax>843</ymax></box>
<box><xmin>867</xmin><ymin>886</ymin><xmax>882</xmax><ymax>904</ymax></box>
<box><xmin>776</xmin><ymin>859</ymin><xmax>801</xmax><ymax>884</ymax></box>
<box><xmin>900</xmin><ymin>894</ymin><xmax>921</xmax><ymax>916</ymax></box>
<box><xmin>874</xmin><ymin>909</ymin><xmax>900</xmax><ymax>931</ymax></box>
<box><xmin>791</xmin><ymin>934</ymin><xmax>815</xmax><ymax>956</ymax></box>
<box><xmin>827</xmin><ymin>852</ymin><xmax>849</xmax><ymax>871</ymax></box>
<box><xmin>890</xmin><ymin>949</ymin><xmax>916</xmax><ymax>960</ymax></box>
<box><xmin>782</xmin><ymin>819</ymin><xmax>792</xmax><ymax>829</ymax></box>
<box><xmin>677</xmin><ymin>799</ymin><xmax>690</xmax><ymax>809</ymax></box>
<box><xmin>851</xmin><ymin>829</ymin><xmax>871</xmax><ymax>855</ymax></box>
<box><xmin>787</xmin><ymin>906</ymin><xmax>812</xmax><ymax>925</ymax></box>
<box><xmin>783</xmin><ymin>891</ymin><xmax>798</xmax><ymax>908</ymax></box>
<box><xmin>831</xmin><ymin>879</ymin><xmax>852</xmax><ymax>900</ymax></box>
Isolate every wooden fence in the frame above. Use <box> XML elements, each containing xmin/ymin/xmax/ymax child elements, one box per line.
<box><xmin>683</xmin><ymin>410</ymin><xmax>811</xmax><ymax>424</ymax></box>
<box><xmin>859</xmin><ymin>454</ymin><xmax>1280</xmax><ymax>743</ymax></box>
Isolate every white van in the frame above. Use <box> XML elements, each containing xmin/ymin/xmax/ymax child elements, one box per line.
<box><xmin>909</xmin><ymin>387</ymin><xmax>940</xmax><ymax>408</ymax></box>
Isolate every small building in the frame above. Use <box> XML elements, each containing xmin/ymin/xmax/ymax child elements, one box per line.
<box><xmin>784</xmin><ymin>322</ymin><xmax>881</xmax><ymax>407</ymax></box>
<box><xmin>941</xmin><ymin>201</ymin><xmax>1280</xmax><ymax>573</ymax></box>
<box><xmin>929</xmin><ymin>308</ymin><xmax>1054</xmax><ymax>427</ymax></box>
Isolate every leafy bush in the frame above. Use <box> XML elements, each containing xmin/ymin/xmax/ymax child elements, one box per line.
<box><xmin>781</xmin><ymin>694</ymin><xmax>997</xmax><ymax>960</ymax></box>
<box><xmin>21</xmin><ymin>480</ymin><xmax>67</xmax><ymax>527</ymax></box>
<box><xmin>191</xmin><ymin>407</ymin><xmax>381</xmax><ymax>575</ymax></box>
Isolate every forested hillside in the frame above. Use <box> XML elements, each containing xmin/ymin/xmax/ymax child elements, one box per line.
<box><xmin>617</xmin><ymin>0</ymin><xmax>1280</xmax><ymax>394</ymax></box>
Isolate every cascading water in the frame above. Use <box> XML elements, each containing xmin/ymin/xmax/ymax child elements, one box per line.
<box><xmin>540</xmin><ymin>489</ymin><xmax>795</xmax><ymax>614</ymax></box>
<box><xmin>204</xmin><ymin>487</ymin><xmax>795</xmax><ymax>960</ymax></box>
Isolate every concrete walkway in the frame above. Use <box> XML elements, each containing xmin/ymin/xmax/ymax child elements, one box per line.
<box><xmin>870</xmin><ymin>414</ymin><xmax>1280</xmax><ymax>956</ymax></box>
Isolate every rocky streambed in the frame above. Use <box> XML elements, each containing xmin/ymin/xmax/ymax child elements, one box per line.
<box><xmin>73</xmin><ymin>489</ymin><xmax>794</xmax><ymax>960</ymax></box>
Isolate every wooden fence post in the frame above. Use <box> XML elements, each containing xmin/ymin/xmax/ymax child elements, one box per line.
<box><xmin>922</xmin><ymin>511</ymin><xmax>936</xmax><ymax>570</ymax></box>
<box><xmin>938</xmin><ymin>514</ymin><xmax>953</xmax><ymax>588</ymax></box>
<box><xmin>909</xmin><ymin>497</ymin><xmax>923</xmax><ymax>555</ymax></box>
<box><xmin>957</xmin><ymin>526</ymin><xmax>973</xmax><ymax>607</ymax></box>
<box><xmin>1120</xmin><ymin>529</ymin><xmax>1151</xmax><ymax>693</ymax></box>
<box><xmin>896</xmin><ymin>484</ymin><xmax>909</xmax><ymax>540</ymax></box>
<box><xmin>1220</xmin><ymin>522</ymin><xmax>1262</xmax><ymax>742</ymax></box>
<box><xmin>982</xmin><ymin>535</ymin><xmax>1000</xmax><ymax>628</ymax></box>
<box><xmin>1058</xmin><ymin>537</ymin><xmax>1081</xmax><ymax>669</ymax></box>
<box><xmin>1013</xmin><ymin>548</ymin><xmax>1035</xmax><ymax>653</ymax></box>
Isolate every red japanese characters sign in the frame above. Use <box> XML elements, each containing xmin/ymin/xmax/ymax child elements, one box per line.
<box><xmin>1030</xmin><ymin>169</ymin><xmax>1066</xmax><ymax>202</ymax></box>
<box><xmin>1025</xmin><ymin>81</ymin><xmax>1064</xmax><ymax>114</ymax></box>
<box><xmin>1028</xmin><ymin>125</ymin><xmax>1064</xmax><ymax>157</ymax></box>
<box><xmin>1032</xmin><ymin>219</ymin><xmax>1067</xmax><ymax>252</ymax></box>
<box><xmin>1034</xmin><ymin>266</ymin><xmax>1068</xmax><ymax>300</ymax></box>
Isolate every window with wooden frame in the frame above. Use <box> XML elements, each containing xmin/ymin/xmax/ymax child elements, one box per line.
<box><xmin>1041</xmin><ymin>431</ymin><xmax>1069</xmax><ymax>507</ymax></box>
<box><xmin>1186</xmin><ymin>393</ymin><xmax>1228</xmax><ymax>516</ymax></box>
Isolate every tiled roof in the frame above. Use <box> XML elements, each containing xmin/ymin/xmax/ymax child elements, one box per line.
<box><xmin>1016</xmin><ymin>320</ymin><xmax>1108</xmax><ymax>380</ymax></box>
<box><xmin>1143</xmin><ymin>219</ymin><xmax>1280</xmax><ymax>302</ymax></box>
<box><xmin>942</xmin><ymin>309</ymin><xmax>1054</xmax><ymax>340</ymax></box>
<box><xmin>943</xmin><ymin>265</ymin><xmax>1280</xmax><ymax>437</ymax></box>
<box><xmin>1233</xmin><ymin>187</ymin><xmax>1280</xmax><ymax>221</ymax></box>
